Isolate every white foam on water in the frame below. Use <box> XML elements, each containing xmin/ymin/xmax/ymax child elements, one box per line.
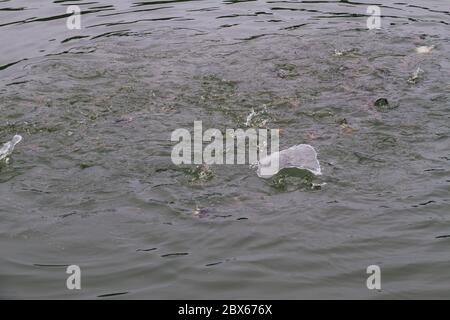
<box><xmin>245</xmin><ymin>108</ymin><xmax>256</xmax><ymax>127</ymax></box>
<box><xmin>0</xmin><ymin>134</ymin><xmax>23</xmax><ymax>162</ymax></box>
<box><xmin>415</xmin><ymin>45</ymin><xmax>434</xmax><ymax>54</ymax></box>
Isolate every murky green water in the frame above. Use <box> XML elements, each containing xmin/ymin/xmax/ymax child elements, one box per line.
<box><xmin>1</xmin><ymin>0</ymin><xmax>449</xmax><ymax>299</ymax></box>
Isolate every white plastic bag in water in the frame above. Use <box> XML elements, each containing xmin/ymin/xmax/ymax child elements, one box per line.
<box><xmin>257</xmin><ymin>144</ymin><xmax>321</xmax><ymax>178</ymax></box>
<box><xmin>0</xmin><ymin>135</ymin><xmax>23</xmax><ymax>162</ymax></box>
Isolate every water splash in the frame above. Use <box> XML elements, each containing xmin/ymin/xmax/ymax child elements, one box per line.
<box><xmin>245</xmin><ymin>108</ymin><xmax>257</xmax><ymax>126</ymax></box>
<box><xmin>415</xmin><ymin>45</ymin><xmax>434</xmax><ymax>54</ymax></box>
<box><xmin>244</xmin><ymin>105</ymin><xmax>270</xmax><ymax>127</ymax></box>
<box><xmin>0</xmin><ymin>134</ymin><xmax>23</xmax><ymax>164</ymax></box>
<box><xmin>407</xmin><ymin>67</ymin><xmax>424</xmax><ymax>84</ymax></box>
<box><xmin>257</xmin><ymin>144</ymin><xmax>321</xmax><ymax>178</ymax></box>
<box><xmin>333</xmin><ymin>48</ymin><xmax>359</xmax><ymax>57</ymax></box>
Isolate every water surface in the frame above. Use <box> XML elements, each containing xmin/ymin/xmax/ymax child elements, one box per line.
<box><xmin>0</xmin><ymin>0</ymin><xmax>449</xmax><ymax>299</ymax></box>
